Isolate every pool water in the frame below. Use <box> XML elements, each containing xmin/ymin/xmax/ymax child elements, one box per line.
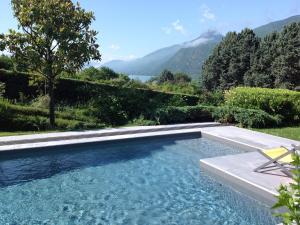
<box><xmin>0</xmin><ymin>135</ymin><xmax>278</xmax><ymax>225</ymax></box>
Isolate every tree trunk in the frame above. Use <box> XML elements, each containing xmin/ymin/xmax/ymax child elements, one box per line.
<box><xmin>48</xmin><ymin>78</ymin><xmax>55</xmax><ymax>128</ymax></box>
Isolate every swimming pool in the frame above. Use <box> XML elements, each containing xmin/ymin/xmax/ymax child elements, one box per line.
<box><xmin>0</xmin><ymin>134</ymin><xmax>278</xmax><ymax>224</ymax></box>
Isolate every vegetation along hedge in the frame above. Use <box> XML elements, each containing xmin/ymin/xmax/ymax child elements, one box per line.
<box><xmin>0</xmin><ymin>69</ymin><xmax>199</xmax><ymax>125</ymax></box>
<box><xmin>225</xmin><ymin>87</ymin><xmax>300</xmax><ymax>123</ymax></box>
<box><xmin>0</xmin><ymin>99</ymin><xmax>104</xmax><ymax>131</ymax></box>
<box><xmin>155</xmin><ymin>105</ymin><xmax>280</xmax><ymax>128</ymax></box>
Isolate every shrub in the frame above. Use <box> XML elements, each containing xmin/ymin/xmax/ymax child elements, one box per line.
<box><xmin>154</xmin><ymin>104</ymin><xmax>280</xmax><ymax>128</ymax></box>
<box><xmin>155</xmin><ymin>105</ymin><xmax>214</xmax><ymax>124</ymax></box>
<box><xmin>225</xmin><ymin>87</ymin><xmax>300</xmax><ymax>123</ymax></box>
<box><xmin>0</xmin><ymin>82</ymin><xmax>5</xmax><ymax>97</ymax></box>
<box><xmin>212</xmin><ymin>106</ymin><xmax>282</xmax><ymax>128</ymax></box>
<box><xmin>0</xmin><ymin>56</ymin><xmax>14</xmax><ymax>70</ymax></box>
<box><xmin>30</xmin><ymin>95</ymin><xmax>50</xmax><ymax>109</ymax></box>
<box><xmin>273</xmin><ymin>153</ymin><xmax>300</xmax><ymax>225</ymax></box>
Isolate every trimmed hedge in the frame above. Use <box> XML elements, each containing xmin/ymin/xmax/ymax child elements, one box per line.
<box><xmin>0</xmin><ymin>70</ymin><xmax>199</xmax><ymax>123</ymax></box>
<box><xmin>225</xmin><ymin>87</ymin><xmax>300</xmax><ymax>123</ymax></box>
<box><xmin>155</xmin><ymin>105</ymin><xmax>280</xmax><ymax>128</ymax></box>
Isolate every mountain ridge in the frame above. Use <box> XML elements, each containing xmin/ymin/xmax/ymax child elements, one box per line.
<box><xmin>103</xmin><ymin>15</ymin><xmax>300</xmax><ymax>79</ymax></box>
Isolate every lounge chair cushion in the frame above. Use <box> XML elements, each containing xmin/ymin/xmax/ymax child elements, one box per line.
<box><xmin>262</xmin><ymin>147</ymin><xmax>293</xmax><ymax>164</ymax></box>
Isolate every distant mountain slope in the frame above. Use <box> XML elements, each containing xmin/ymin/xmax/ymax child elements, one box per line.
<box><xmin>158</xmin><ymin>32</ymin><xmax>222</xmax><ymax>78</ymax></box>
<box><xmin>254</xmin><ymin>15</ymin><xmax>300</xmax><ymax>37</ymax></box>
<box><xmin>103</xmin><ymin>15</ymin><xmax>300</xmax><ymax>79</ymax></box>
<box><xmin>103</xmin><ymin>31</ymin><xmax>222</xmax><ymax>77</ymax></box>
<box><xmin>103</xmin><ymin>44</ymin><xmax>182</xmax><ymax>75</ymax></box>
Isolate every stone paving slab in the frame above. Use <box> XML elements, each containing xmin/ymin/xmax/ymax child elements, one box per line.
<box><xmin>199</xmin><ymin>126</ymin><xmax>299</xmax><ymax>206</ymax></box>
<box><xmin>200</xmin><ymin>152</ymin><xmax>291</xmax><ymax>206</ymax></box>
<box><xmin>201</xmin><ymin>125</ymin><xmax>299</xmax><ymax>151</ymax></box>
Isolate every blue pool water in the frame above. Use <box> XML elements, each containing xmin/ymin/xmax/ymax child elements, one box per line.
<box><xmin>0</xmin><ymin>135</ymin><xmax>278</xmax><ymax>225</ymax></box>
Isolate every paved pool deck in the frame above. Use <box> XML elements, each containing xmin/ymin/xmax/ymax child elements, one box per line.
<box><xmin>200</xmin><ymin>126</ymin><xmax>300</xmax><ymax>206</ymax></box>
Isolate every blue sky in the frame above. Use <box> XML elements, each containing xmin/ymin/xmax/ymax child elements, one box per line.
<box><xmin>0</xmin><ymin>0</ymin><xmax>300</xmax><ymax>64</ymax></box>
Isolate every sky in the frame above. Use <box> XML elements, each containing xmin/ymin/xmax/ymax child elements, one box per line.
<box><xmin>0</xmin><ymin>0</ymin><xmax>300</xmax><ymax>65</ymax></box>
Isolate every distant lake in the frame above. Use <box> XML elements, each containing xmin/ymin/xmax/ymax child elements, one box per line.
<box><xmin>129</xmin><ymin>75</ymin><xmax>153</xmax><ymax>82</ymax></box>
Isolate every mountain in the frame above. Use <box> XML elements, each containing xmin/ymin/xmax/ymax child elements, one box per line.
<box><xmin>103</xmin><ymin>15</ymin><xmax>300</xmax><ymax>79</ymax></box>
<box><xmin>103</xmin><ymin>31</ymin><xmax>222</xmax><ymax>79</ymax></box>
<box><xmin>103</xmin><ymin>44</ymin><xmax>182</xmax><ymax>75</ymax></box>
<box><xmin>157</xmin><ymin>32</ymin><xmax>222</xmax><ymax>77</ymax></box>
<box><xmin>254</xmin><ymin>15</ymin><xmax>300</xmax><ymax>38</ymax></box>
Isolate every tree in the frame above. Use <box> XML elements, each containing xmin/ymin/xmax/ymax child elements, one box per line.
<box><xmin>202</xmin><ymin>29</ymin><xmax>259</xmax><ymax>91</ymax></box>
<box><xmin>158</xmin><ymin>69</ymin><xmax>174</xmax><ymax>84</ymax></box>
<box><xmin>174</xmin><ymin>72</ymin><xmax>192</xmax><ymax>83</ymax></box>
<box><xmin>244</xmin><ymin>32</ymin><xmax>279</xmax><ymax>88</ymax></box>
<box><xmin>0</xmin><ymin>55</ymin><xmax>14</xmax><ymax>70</ymax></box>
<box><xmin>0</xmin><ymin>0</ymin><xmax>101</xmax><ymax>127</ymax></box>
<box><xmin>272</xmin><ymin>22</ymin><xmax>300</xmax><ymax>89</ymax></box>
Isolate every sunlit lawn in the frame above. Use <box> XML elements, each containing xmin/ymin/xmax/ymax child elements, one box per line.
<box><xmin>0</xmin><ymin>130</ymin><xmax>59</xmax><ymax>137</ymax></box>
<box><xmin>253</xmin><ymin>126</ymin><xmax>300</xmax><ymax>141</ymax></box>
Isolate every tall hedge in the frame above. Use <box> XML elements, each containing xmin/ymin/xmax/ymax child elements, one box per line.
<box><xmin>0</xmin><ymin>70</ymin><xmax>199</xmax><ymax>122</ymax></box>
<box><xmin>225</xmin><ymin>87</ymin><xmax>300</xmax><ymax>123</ymax></box>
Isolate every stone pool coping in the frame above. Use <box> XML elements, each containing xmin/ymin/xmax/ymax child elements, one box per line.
<box><xmin>200</xmin><ymin>126</ymin><xmax>299</xmax><ymax>207</ymax></box>
<box><xmin>0</xmin><ymin>122</ymin><xmax>218</xmax><ymax>152</ymax></box>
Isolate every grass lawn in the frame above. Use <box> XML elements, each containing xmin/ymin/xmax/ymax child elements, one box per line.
<box><xmin>0</xmin><ymin>130</ymin><xmax>59</xmax><ymax>137</ymax></box>
<box><xmin>253</xmin><ymin>126</ymin><xmax>300</xmax><ymax>141</ymax></box>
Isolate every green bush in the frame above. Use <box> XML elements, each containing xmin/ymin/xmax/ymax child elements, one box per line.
<box><xmin>0</xmin><ymin>56</ymin><xmax>14</xmax><ymax>70</ymax></box>
<box><xmin>225</xmin><ymin>87</ymin><xmax>300</xmax><ymax>123</ymax></box>
<box><xmin>212</xmin><ymin>106</ymin><xmax>281</xmax><ymax>128</ymax></box>
<box><xmin>154</xmin><ymin>104</ymin><xmax>280</xmax><ymax>128</ymax></box>
<box><xmin>0</xmin><ymin>82</ymin><xmax>5</xmax><ymax>97</ymax></box>
<box><xmin>155</xmin><ymin>105</ymin><xmax>214</xmax><ymax>124</ymax></box>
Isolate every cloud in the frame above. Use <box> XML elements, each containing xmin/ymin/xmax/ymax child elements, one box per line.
<box><xmin>172</xmin><ymin>20</ymin><xmax>186</xmax><ymax>34</ymax></box>
<box><xmin>162</xmin><ymin>20</ymin><xmax>186</xmax><ymax>35</ymax></box>
<box><xmin>200</xmin><ymin>4</ymin><xmax>216</xmax><ymax>22</ymax></box>
<box><xmin>100</xmin><ymin>53</ymin><xmax>137</xmax><ymax>64</ymax></box>
<box><xmin>109</xmin><ymin>44</ymin><xmax>120</xmax><ymax>51</ymax></box>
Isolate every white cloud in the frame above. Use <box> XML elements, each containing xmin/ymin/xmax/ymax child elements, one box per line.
<box><xmin>162</xmin><ymin>19</ymin><xmax>187</xmax><ymax>35</ymax></box>
<box><xmin>109</xmin><ymin>44</ymin><xmax>120</xmax><ymax>51</ymax></box>
<box><xmin>100</xmin><ymin>53</ymin><xmax>137</xmax><ymax>64</ymax></box>
<box><xmin>172</xmin><ymin>20</ymin><xmax>186</xmax><ymax>34</ymax></box>
<box><xmin>200</xmin><ymin>4</ymin><xmax>216</xmax><ymax>22</ymax></box>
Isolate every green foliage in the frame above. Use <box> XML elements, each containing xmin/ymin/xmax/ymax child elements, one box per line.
<box><xmin>0</xmin><ymin>55</ymin><xmax>13</xmax><ymax>70</ymax></box>
<box><xmin>0</xmin><ymin>69</ymin><xmax>37</xmax><ymax>100</ymax></box>
<box><xmin>225</xmin><ymin>87</ymin><xmax>300</xmax><ymax>123</ymax></box>
<box><xmin>157</xmin><ymin>69</ymin><xmax>175</xmax><ymax>84</ymax></box>
<box><xmin>127</xmin><ymin>116</ymin><xmax>158</xmax><ymax>126</ymax></box>
<box><xmin>154</xmin><ymin>105</ymin><xmax>214</xmax><ymax>124</ymax></box>
<box><xmin>199</xmin><ymin>90</ymin><xmax>225</xmax><ymax>106</ymax></box>
<box><xmin>30</xmin><ymin>95</ymin><xmax>50</xmax><ymax>109</ymax></box>
<box><xmin>202</xmin><ymin>29</ymin><xmax>259</xmax><ymax>91</ymax></box>
<box><xmin>0</xmin><ymin>99</ymin><xmax>104</xmax><ymax>131</ymax></box>
<box><xmin>273</xmin><ymin>153</ymin><xmax>300</xmax><ymax>225</ymax></box>
<box><xmin>0</xmin><ymin>82</ymin><xmax>5</xmax><ymax>97</ymax></box>
<box><xmin>202</xmin><ymin>22</ymin><xmax>300</xmax><ymax>91</ymax></box>
<box><xmin>211</xmin><ymin>106</ymin><xmax>281</xmax><ymax>128</ymax></box>
<box><xmin>154</xmin><ymin>104</ymin><xmax>280</xmax><ymax>128</ymax></box>
<box><xmin>76</xmin><ymin>66</ymin><xmax>119</xmax><ymax>81</ymax></box>
<box><xmin>174</xmin><ymin>72</ymin><xmax>192</xmax><ymax>83</ymax></box>
<box><xmin>1</xmin><ymin>0</ymin><xmax>101</xmax><ymax>127</ymax></box>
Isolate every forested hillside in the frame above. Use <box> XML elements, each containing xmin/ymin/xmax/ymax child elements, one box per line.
<box><xmin>202</xmin><ymin>22</ymin><xmax>300</xmax><ymax>91</ymax></box>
